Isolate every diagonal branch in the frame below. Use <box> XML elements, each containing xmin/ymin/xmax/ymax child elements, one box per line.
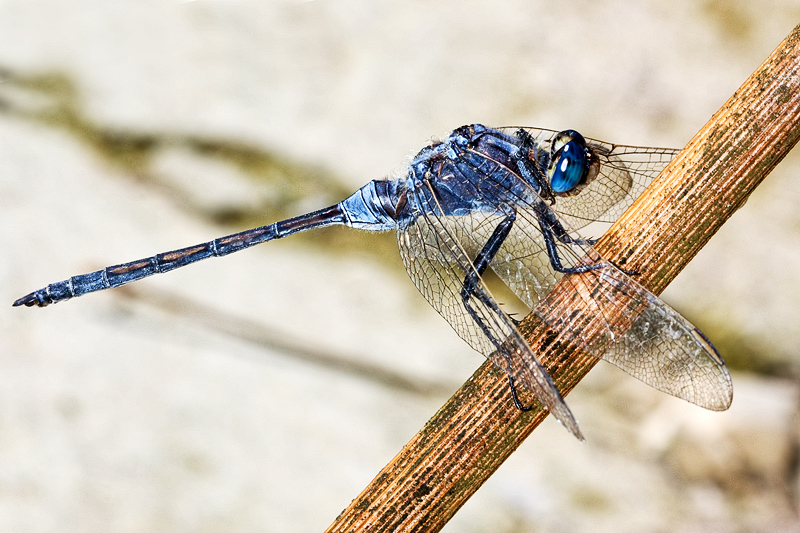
<box><xmin>327</xmin><ymin>23</ymin><xmax>800</xmax><ymax>533</ymax></box>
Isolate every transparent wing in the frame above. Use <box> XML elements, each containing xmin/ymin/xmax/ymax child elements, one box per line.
<box><xmin>552</xmin><ymin>142</ymin><xmax>678</xmax><ymax>228</ymax></box>
<box><xmin>500</xmin><ymin>127</ymin><xmax>679</xmax><ymax>229</ymax></box>
<box><xmin>536</xmin><ymin>264</ymin><xmax>733</xmax><ymax>410</ymax></box>
<box><xmin>451</xmin><ymin>134</ymin><xmax>733</xmax><ymax>410</ymax></box>
<box><xmin>487</xmin><ymin>214</ymin><xmax>559</xmax><ymax>310</ymax></box>
<box><xmin>397</xmin><ymin>181</ymin><xmax>583</xmax><ymax>439</ymax></box>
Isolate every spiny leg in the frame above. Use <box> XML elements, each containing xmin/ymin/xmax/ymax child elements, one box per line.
<box><xmin>508</xmin><ymin>375</ymin><xmax>534</xmax><ymax>411</ymax></box>
<box><xmin>458</xmin><ymin>210</ymin><xmax>536</xmax><ymax>410</ymax></box>
<box><xmin>513</xmin><ymin>129</ymin><xmax>556</xmax><ymax>205</ymax></box>
<box><xmin>537</xmin><ymin>206</ymin><xmax>596</xmax><ymax>247</ymax></box>
<box><xmin>537</xmin><ymin>209</ymin><xmax>603</xmax><ymax>275</ymax></box>
<box><xmin>537</xmin><ymin>201</ymin><xmax>637</xmax><ymax>275</ymax></box>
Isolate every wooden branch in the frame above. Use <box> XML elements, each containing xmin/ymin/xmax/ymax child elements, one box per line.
<box><xmin>327</xmin><ymin>23</ymin><xmax>800</xmax><ymax>533</ymax></box>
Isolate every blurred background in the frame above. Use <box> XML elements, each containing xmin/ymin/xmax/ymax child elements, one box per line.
<box><xmin>2</xmin><ymin>1</ymin><xmax>800</xmax><ymax>531</ymax></box>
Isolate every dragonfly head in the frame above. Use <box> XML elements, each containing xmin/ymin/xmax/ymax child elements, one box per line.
<box><xmin>547</xmin><ymin>130</ymin><xmax>599</xmax><ymax>196</ymax></box>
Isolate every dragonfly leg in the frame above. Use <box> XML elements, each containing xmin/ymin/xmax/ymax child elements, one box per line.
<box><xmin>514</xmin><ymin>129</ymin><xmax>555</xmax><ymax>204</ymax></box>
<box><xmin>459</xmin><ymin>211</ymin><xmax>515</xmax><ymax>346</ymax></box>
<box><xmin>537</xmin><ymin>207</ymin><xmax>641</xmax><ymax>274</ymax></box>
<box><xmin>537</xmin><ymin>211</ymin><xmax>603</xmax><ymax>274</ymax></box>
<box><xmin>467</xmin><ymin>212</ymin><xmax>515</xmax><ymax>283</ymax></box>
<box><xmin>459</xmin><ymin>210</ymin><xmax>537</xmax><ymax>411</ymax></box>
<box><xmin>508</xmin><ymin>375</ymin><xmax>534</xmax><ymax>411</ymax></box>
<box><xmin>537</xmin><ymin>206</ymin><xmax>593</xmax><ymax>247</ymax></box>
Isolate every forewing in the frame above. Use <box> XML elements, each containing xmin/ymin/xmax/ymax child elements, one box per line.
<box><xmin>453</xmin><ymin>132</ymin><xmax>731</xmax><ymax>410</ymax></box>
<box><xmin>535</xmin><ymin>263</ymin><xmax>733</xmax><ymax>410</ymax></box>
<box><xmin>488</xmin><ymin>213</ymin><xmax>561</xmax><ymax>310</ymax></box>
<box><xmin>397</xmin><ymin>182</ymin><xmax>583</xmax><ymax>438</ymax></box>
<box><xmin>489</xmin><ymin>218</ymin><xmax>733</xmax><ymax>410</ymax></box>
<box><xmin>554</xmin><ymin>142</ymin><xmax>678</xmax><ymax>228</ymax></box>
<box><xmin>444</xmin><ymin>208</ymin><xmax>562</xmax><ymax>311</ymax></box>
<box><xmin>505</xmin><ymin>127</ymin><xmax>679</xmax><ymax>229</ymax></box>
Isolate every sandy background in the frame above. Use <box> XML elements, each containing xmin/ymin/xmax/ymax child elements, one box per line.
<box><xmin>2</xmin><ymin>1</ymin><xmax>800</xmax><ymax>531</ymax></box>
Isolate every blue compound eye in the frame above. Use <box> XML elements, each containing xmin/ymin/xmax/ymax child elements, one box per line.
<box><xmin>547</xmin><ymin>131</ymin><xmax>591</xmax><ymax>195</ymax></box>
<box><xmin>549</xmin><ymin>141</ymin><xmax>587</xmax><ymax>193</ymax></box>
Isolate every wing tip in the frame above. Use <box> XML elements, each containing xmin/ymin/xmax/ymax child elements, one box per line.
<box><xmin>568</xmin><ymin>422</ymin><xmax>586</xmax><ymax>442</ymax></box>
<box><xmin>698</xmin><ymin>385</ymin><xmax>734</xmax><ymax>412</ymax></box>
<box><xmin>549</xmin><ymin>403</ymin><xmax>585</xmax><ymax>441</ymax></box>
<box><xmin>689</xmin><ymin>328</ymin><xmax>734</xmax><ymax>411</ymax></box>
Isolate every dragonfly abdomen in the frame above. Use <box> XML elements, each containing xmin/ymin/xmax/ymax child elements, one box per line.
<box><xmin>12</xmin><ymin>235</ymin><xmax>268</xmax><ymax>307</ymax></box>
<box><xmin>13</xmin><ymin>205</ymin><xmax>349</xmax><ymax>308</ymax></box>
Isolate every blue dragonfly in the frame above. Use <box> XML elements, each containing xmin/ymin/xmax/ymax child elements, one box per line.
<box><xmin>14</xmin><ymin>124</ymin><xmax>733</xmax><ymax>439</ymax></box>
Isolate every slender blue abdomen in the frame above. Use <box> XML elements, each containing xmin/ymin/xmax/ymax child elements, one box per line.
<box><xmin>14</xmin><ymin>179</ymin><xmax>410</xmax><ymax>307</ymax></box>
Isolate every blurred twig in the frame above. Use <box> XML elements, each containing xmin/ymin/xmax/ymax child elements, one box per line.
<box><xmin>0</xmin><ymin>68</ymin><xmax>400</xmax><ymax>264</ymax></box>
<box><xmin>114</xmin><ymin>284</ymin><xmax>455</xmax><ymax>397</ymax></box>
<box><xmin>327</xmin><ymin>22</ymin><xmax>800</xmax><ymax>533</ymax></box>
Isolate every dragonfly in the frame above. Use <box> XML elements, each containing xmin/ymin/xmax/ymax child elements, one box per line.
<box><xmin>13</xmin><ymin>124</ymin><xmax>733</xmax><ymax>440</ymax></box>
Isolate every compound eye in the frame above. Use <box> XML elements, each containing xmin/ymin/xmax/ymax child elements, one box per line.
<box><xmin>547</xmin><ymin>130</ymin><xmax>591</xmax><ymax>195</ymax></box>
